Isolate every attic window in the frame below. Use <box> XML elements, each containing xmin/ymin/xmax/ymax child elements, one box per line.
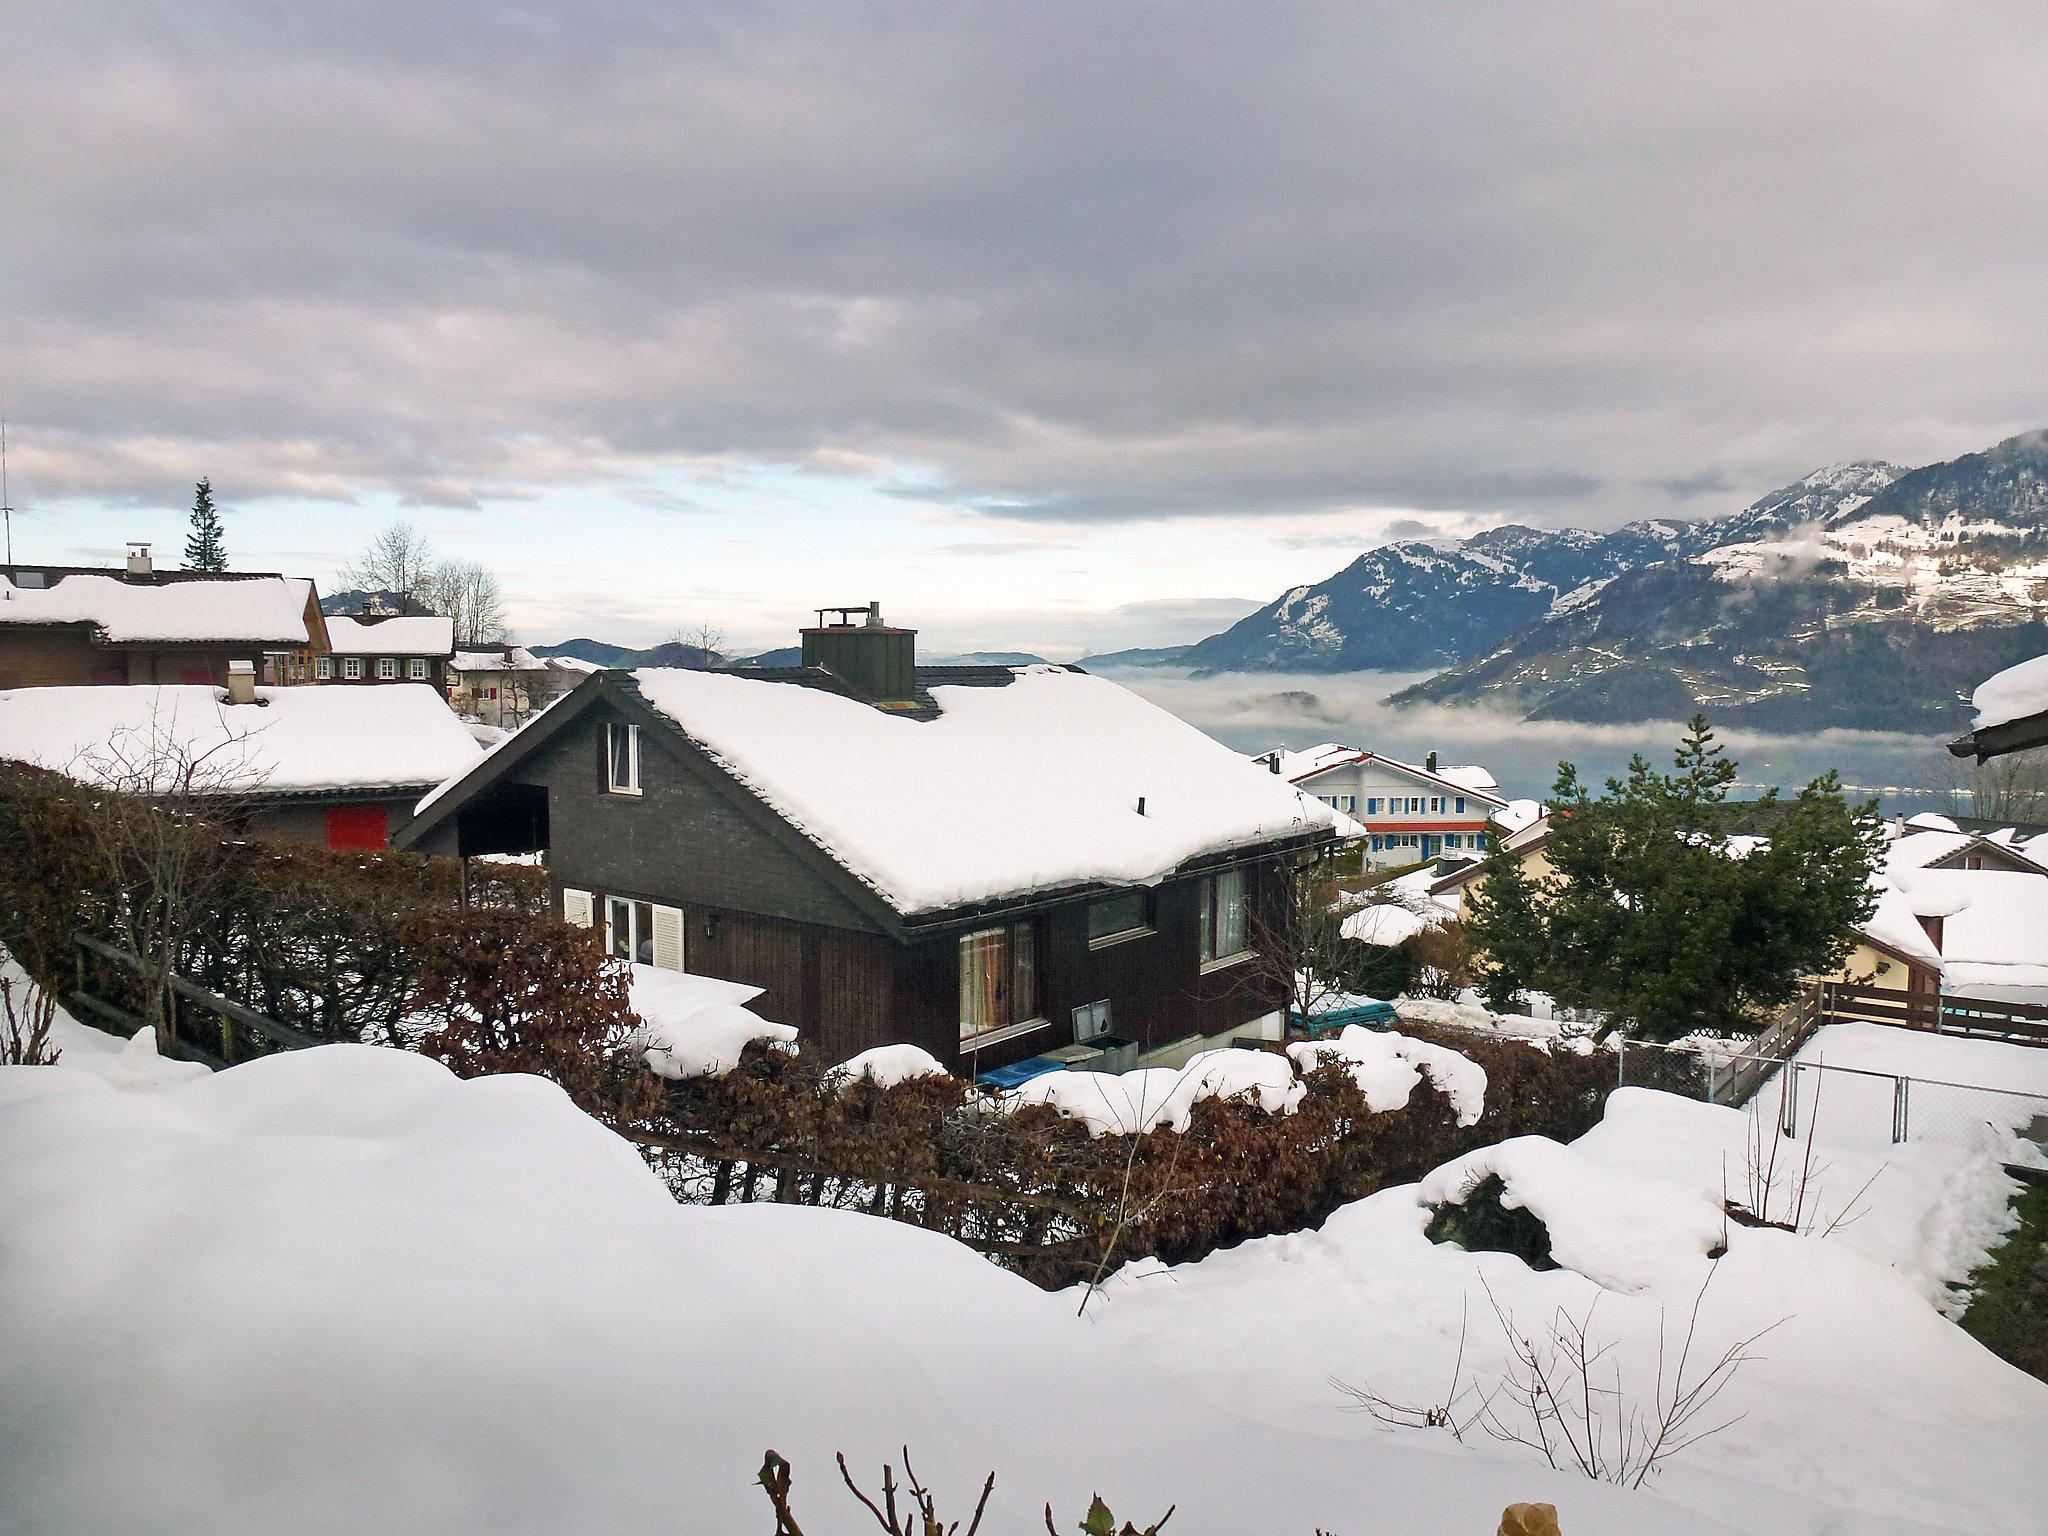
<box><xmin>606</xmin><ymin>721</ymin><xmax>642</xmax><ymax>795</ymax></box>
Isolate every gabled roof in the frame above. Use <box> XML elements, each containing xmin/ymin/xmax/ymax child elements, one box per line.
<box><xmin>326</xmin><ymin>614</ymin><xmax>455</xmax><ymax>657</ymax></box>
<box><xmin>0</xmin><ymin>571</ymin><xmax>317</xmax><ymax>645</ymax></box>
<box><xmin>406</xmin><ymin>665</ymin><xmax>1343</xmax><ymax>922</ymax></box>
<box><xmin>1263</xmin><ymin>744</ymin><xmax>1508</xmax><ymax>807</ymax></box>
<box><xmin>1887</xmin><ymin>827</ymin><xmax>2048</xmax><ymax>878</ymax></box>
<box><xmin>0</xmin><ymin>683</ymin><xmax>481</xmax><ymax>796</ymax></box>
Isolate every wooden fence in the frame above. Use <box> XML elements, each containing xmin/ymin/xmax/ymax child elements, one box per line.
<box><xmin>1820</xmin><ymin>980</ymin><xmax>2048</xmax><ymax>1046</ymax></box>
<box><xmin>65</xmin><ymin>930</ymin><xmax>317</xmax><ymax>1070</ymax></box>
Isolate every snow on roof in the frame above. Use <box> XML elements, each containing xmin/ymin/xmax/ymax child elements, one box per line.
<box><xmin>325</xmin><ymin>615</ymin><xmax>455</xmax><ymax>656</ymax></box>
<box><xmin>1492</xmin><ymin>798</ymin><xmax>1544</xmax><ymax>836</ymax></box>
<box><xmin>1889</xmin><ymin>867</ymin><xmax>2048</xmax><ymax>970</ymax></box>
<box><xmin>0</xmin><ymin>572</ymin><xmax>313</xmax><ymax>644</ymax></box>
<box><xmin>0</xmin><ymin>683</ymin><xmax>481</xmax><ymax>794</ymax></box>
<box><xmin>630</xmin><ymin>665</ymin><xmax>1341</xmax><ymax>915</ymax></box>
<box><xmin>1885</xmin><ymin>829</ymin><xmax>1974</xmax><ymax>871</ymax></box>
<box><xmin>1971</xmin><ymin>652</ymin><xmax>2048</xmax><ymax>731</ymax></box>
<box><xmin>453</xmin><ymin>646</ymin><xmax>543</xmax><ymax>672</ymax></box>
<box><xmin>1266</xmin><ymin>744</ymin><xmax>1507</xmax><ymax>805</ymax></box>
<box><xmin>1904</xmin><ymin>812</ymin><xmax>1961</xmax><ymax>833</ymax></box>
<box><xmin>1430</xmin><ymin>764</ymin><xmax>1500</xmax><ymax>795</ymax></box>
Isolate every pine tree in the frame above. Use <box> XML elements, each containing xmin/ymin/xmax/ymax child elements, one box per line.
<box><xmin>1462</xmin><ymin>715</ymin><xmax>1883</xmax><ymax>1040</ymax></box>
<box><xmin>183</xmin><ymin>478</ymin><xmax>227</xmax><ymax>571</ymax></box>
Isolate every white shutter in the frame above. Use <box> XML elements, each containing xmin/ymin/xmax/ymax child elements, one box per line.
<box><xmin>563</xmin><ymin>888</ymin><xmax>594</xmax><ymax>928</ymax></box>
<box><xmin>651</xmin><ymin>904</ymin><xmax>685</xmax><ymax>971</ymax></box>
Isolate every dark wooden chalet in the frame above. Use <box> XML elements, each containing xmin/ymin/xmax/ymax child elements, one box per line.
<box><xmin>399</xmin><ymin>607</ymin><xmax>1345</xmax><ymax>1074</ymax></box>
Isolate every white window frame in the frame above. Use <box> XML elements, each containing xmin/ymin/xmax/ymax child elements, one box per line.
<box><xmin>315</xmin><ymin>655</ymin><xmax>333</xmax><ymax>680</ymax></box>
<box><xmin>606</xmin><ymin>721</ymin><xmax>642</xmax><ymax>795</ymax></box>
<box><xmin>342</xmin><ymin>656</ymin><xmax>363</xmax><ymax>681</ymax></box>
<box><xmin>407</xmin><ymin>656</ymin><xmax>429</xmax><ymax>680</ymax></box>
<box><xmin>376</xmin><ymin>656</ymin><xmax>398</xmax><ymax>681</ymax></box>
<box><xmin>604</xmin><ymin>895</ymin><xmax>656</xmax><ymax>965</ymax></box>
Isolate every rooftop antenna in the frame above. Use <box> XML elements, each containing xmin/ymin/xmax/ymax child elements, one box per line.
<box><xmin>0</xmin><ymin>403</ymin><xmax>11</xmax><ymax>566</ymax></box>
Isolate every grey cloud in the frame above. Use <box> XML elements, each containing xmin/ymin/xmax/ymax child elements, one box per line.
<box><xmin>4</xmin><ymin>4</ymin><xmax>2046</xmax><ymax>532</ymax></box>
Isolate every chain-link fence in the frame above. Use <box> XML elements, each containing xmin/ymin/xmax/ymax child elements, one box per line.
<box><xmin>1615</xmin><ymin>1034</ymin><xmax>2048</xmax><ymax>1158</ymax></box>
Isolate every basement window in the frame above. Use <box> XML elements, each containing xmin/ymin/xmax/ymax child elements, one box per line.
<box><xmin>606</xmin><ymin>721</ymin><xmax>642</xmax><ymax>794</ymax></box>
<box><xmin>1088</xmin><ymin>890</ymin><xmax>1152</xmax><ymax>948</ymax></box>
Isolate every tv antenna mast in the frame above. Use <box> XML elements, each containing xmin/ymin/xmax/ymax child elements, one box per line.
<box><xmin>0</xmin><ymin>405</ymin><xmax>11</xmax><ymax>565</ymax></box>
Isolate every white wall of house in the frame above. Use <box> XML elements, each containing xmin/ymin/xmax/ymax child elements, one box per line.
<box><xmin>1295</xmin><ymin>759</ymin><xmax>1501</xmax><ymax>869</ymax></box>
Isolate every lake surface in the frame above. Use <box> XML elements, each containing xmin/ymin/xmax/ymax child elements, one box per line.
<box><xmin>1104</xmin><ymin>667</ymin><xmax>1968</xmax><ymax>815</ymax></box>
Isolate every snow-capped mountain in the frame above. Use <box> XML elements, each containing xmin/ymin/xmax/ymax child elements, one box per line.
<box><xmin>1394</xmin><ymin>432</ymin><xmax>2048</xmax><ymax>732</ymax></box>
<box><xmin>1174</xmin><ymin>462</ymin><xmax>1901</xmax><ymax>675</ymax></box>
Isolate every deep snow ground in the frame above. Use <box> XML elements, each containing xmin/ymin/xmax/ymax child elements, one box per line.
<box><xmin>0</xmin><ymin>1019</ymin><xmax>1726</xmax><ymax>1536</ymax></box>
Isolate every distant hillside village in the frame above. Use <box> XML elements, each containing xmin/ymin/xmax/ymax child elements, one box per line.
<box><xmin>4</xmin><ymin>533</ymin><xmax>2047</xmax><ymax>1081</ymax></box>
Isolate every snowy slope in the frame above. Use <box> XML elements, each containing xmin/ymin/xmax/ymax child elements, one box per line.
<box><xmin>0</xmin><ymin>1039</ymin><xmax>1734</xmax><ymax>1536</ymax></box>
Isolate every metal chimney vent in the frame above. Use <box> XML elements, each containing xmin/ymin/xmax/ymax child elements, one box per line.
<box><xmin>125</xmin><ymin>542</ymin><xmax>153</xmax><ymax>580</ymax></box>
<box><xmin>225</xmin><ymin>659</ymin><xmax>257</xmax><ymax>705</ymax></box>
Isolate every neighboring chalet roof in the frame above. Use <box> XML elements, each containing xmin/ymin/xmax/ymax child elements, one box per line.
<box><xmin>1949</xmin><ymin>652</ymin><xmax>2048</xmax><ymax>761</ymax></box>
<box><xmin>325</xmin><ymin>614</ymin><xmax>456</xmax><ymax>657</ymax></box>
<box><xmin>1885</xmin><ymin>827</ymin><xmax>2048</xmax><ymax>877</ymax></box>
<box><xmin>0</xmin><ymin>683</ymin><xmax>481</xmax><ymax>796</ymax></box>
<box><xmin>407</xmin><ymin>664</ymin><xmax>1345</xmax><ymax>923</ymax></box>
<box><xmin>1254</xmin><ymin>743</ymin><xmax>1508</xmax><ymax>807</ymax></box>
<box><xmin>0</xmin><ymin>571</ymin><xmax>318</xmax><ymax>645</ymax></box>
<box><xmin>453</xmin><ymin>646</ymin><xmax>546</xmax><ymax>672</ymax></box>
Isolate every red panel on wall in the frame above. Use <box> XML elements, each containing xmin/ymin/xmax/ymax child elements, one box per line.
<box><xmin>325</xmin><ymin>804</ymin><xmax>390</xmax><ymax>849</ymax></box>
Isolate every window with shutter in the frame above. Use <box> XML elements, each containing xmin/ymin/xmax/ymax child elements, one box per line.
<box><xmin>562</xmin><ymin>888</ymin><xmax>595</xmax><ymax>927</ymax></box>
<box><xmin>652</xmin><ymin>905</ymin><xmax>685</xmax><ymax>971</ymax></box>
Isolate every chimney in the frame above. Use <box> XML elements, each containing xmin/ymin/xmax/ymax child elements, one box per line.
<box><xmin>802</xmin><ymin>602</ymin><xmax>917</xmax><ymax>705</ymax></box>
<box><xmin>1268</xmin><ymin>753</ymin><xmax>1281</xmax><ymax>774</ymax></box>
<box><xmin>125</xmin><ymin>541</ymin><xmax>153</xmax><ymax>580</ymax></box>
<box><xmin>225</xmin><ymin>659</ymin><xmax>257</xmax><ymax>705</ymax></box>
<box><xmin>1426</xmin><ymin>750</ymin><xmax>1439</xmax><ymax>773</ymax></box>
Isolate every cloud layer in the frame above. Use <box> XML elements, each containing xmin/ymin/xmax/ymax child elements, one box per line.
<box><xmin>6</xmin><ymin>3</ymin><xmax>2047</xmax><ymax>531</ymax></box>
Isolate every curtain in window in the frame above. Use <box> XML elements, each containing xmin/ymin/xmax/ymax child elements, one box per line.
<box><xmin>1009</xmin><ymin>923</ymin><xmax>1036</xmax><ymax>1022</ymax></box>
<box><xmin>1214</xmin><ymin>866</ymin><xmax>1247</xmax><ymax>956</ymax></box>
<box><xmin>959</xmin><ymin>928</ymin><xmax>1010</xmax><ymax>1040</ymax></box>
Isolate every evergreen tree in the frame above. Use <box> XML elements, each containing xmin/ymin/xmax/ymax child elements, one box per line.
<box><xmin>183</xmin><ymin>478</ymin><xmax>227</xmax><ymax>571</ymax></box>
<box><xmin>1463</xmin><ymin>715</ymin><xmax>1883</xmax><ymax>1040</ymax></box>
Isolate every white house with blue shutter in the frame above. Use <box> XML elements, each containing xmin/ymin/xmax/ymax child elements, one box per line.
<box><xmin>1251</xmin><ymin>743</ymin><xmax>1507</xmax><ymax>870</ymax></box>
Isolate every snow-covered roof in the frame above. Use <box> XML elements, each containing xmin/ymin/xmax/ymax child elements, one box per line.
<box><xmin>1889</xmin><ymin>867</ymin><xmax>2048</xmax><ymax>972</ymax></box>
<box><xmin>0</xmin><ymin>572</ymin><xmax>314</xmax><ymax>644</ymax></box>
<box><xmin>1972</xmin><ymin>653</ymin><xmax>2048</xmax><ymax>731</ymax></box>
<box><xmin>453</xmin><ymin>646</ymin><xmax>543</xmax><ymax>672</ymax></box>
<box><xmin>325</xmin><ymin>614</ymin><xmax>455</xmax><ymax>656</ymax></box>
<box><xmin>0</xmin><ymin>683</ymin><xmax>481</xmax><ymax>794</ymax></box>
<box><xmin>629</xmin><ymin>665</ymin><xmax>1343</xmax><ymax>915</ymax></box>
<box><xmin>1260</xmin><ymin>742</ymin><xmax>1507</xmax><ymax>806</ymax></box>
<box><xmin>1492</xmin><ymin>798</ymin><xmax>1545</xmax><ymax>836</ymax></box>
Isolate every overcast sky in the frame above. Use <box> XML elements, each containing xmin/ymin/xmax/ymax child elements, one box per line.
<box><xmin>4</xmin><ymin>4</ymin><xmax>2045</xmax><ymax>654</ymax></box>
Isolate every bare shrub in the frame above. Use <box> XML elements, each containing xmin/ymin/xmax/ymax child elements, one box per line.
<box><xmin>755</xmin><ymin>1448</ymin><xmax>1170</xmax><ymax>1536</ymax></box>
<box><xmin>0</xmin><ymin>969</ymin><xmax>60</xmax><ymax>1066</ymax></box>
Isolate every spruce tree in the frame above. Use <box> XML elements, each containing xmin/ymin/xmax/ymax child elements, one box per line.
<box><xmin>1462</xmin><ymin>715</ymin><xmax>1883</xmax><ymax>1040</ymax></box>
<box><xmin>183</xmin><ymin>478</ymin><xmax>227</xmax><ymax>571</ymax></box>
